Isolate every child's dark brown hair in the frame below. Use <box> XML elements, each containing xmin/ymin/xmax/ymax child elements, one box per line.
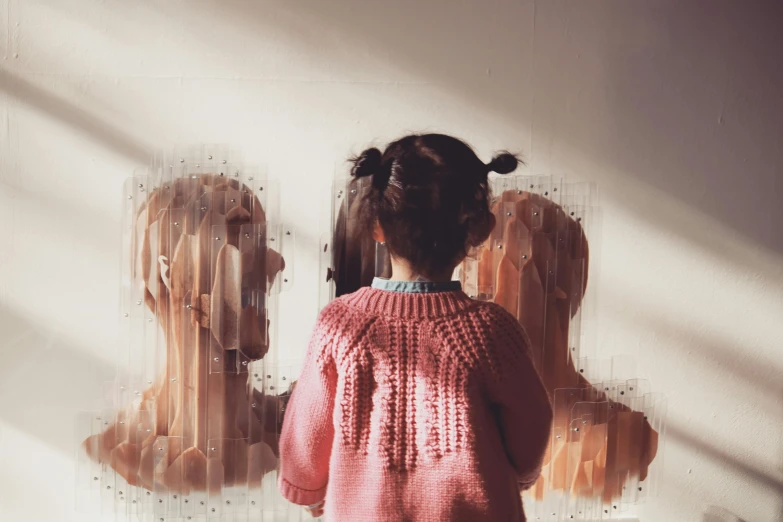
<box><xmin>350</xmin><ymin>133</ymin><xmax>519</xmax><ymax>278</ymax></box>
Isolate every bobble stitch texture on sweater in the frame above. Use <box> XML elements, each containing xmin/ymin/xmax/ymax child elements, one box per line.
<box><xmin>278</xmin><ymin>288</ymin><xmax>552</xmax><ymax>521</ymax></box>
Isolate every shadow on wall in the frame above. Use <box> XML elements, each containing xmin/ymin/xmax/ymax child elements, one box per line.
<box><xmin>623</xmin><ymin>300</ymin><xmax>783</xmax><ymax>519</ymax></box>
<box><xmin>0</xmin><ymin>67</ymin><xmax>150</xmax><ymax>163</ymax></box>
<box><xmin>0</xmin><ymin>304</ymin><xmax>116</xmax><ymax>456</ymax></box>
<box><xmin>703</xmin><ymin>505</ymin><xmax>747</xmax><ymax>522</ymax></box>
<box><xmin>207</xmin><ymin>0</ymin><xmax>783</xmax><ymax>260</ymax></box>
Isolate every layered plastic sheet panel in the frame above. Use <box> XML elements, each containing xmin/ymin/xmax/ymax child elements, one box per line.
<box><xmin>450</xmin><ymin>174</ymin><xmax>665</xmax><ymax>520</ymax></box>
<box><xmin>77</xmin><ymin>146</ymin><xmax>301</xmax><ymax>521</ymax></box>
<box><xmin>303</xmin><ymin>165</ymin><xmax>665</xmax><ymax>521</ymax></box>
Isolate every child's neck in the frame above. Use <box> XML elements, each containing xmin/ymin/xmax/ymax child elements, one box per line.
<box><xmin>390</xmin><ymin>258</ymin><xmax>456</xmax><ymax>283</ymax></box>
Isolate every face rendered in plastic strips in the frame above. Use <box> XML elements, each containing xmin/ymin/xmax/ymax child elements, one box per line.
<box><xmin>83</xmin><ymin>174</ymin><xmax>293</xmax><ymax>494</ymax></box>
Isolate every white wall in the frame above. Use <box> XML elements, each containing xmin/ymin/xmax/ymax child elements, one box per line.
<box><xmin>0</xmin><ymin>1</ymin><xmax>781</xmax><ymax>521</ymax></box>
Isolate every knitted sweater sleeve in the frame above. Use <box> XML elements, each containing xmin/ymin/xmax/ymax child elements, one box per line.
<box><xmin>486</xmin><ymin>305</ymin><xmax>553</xmax><ymax>491</ymax></box>
<box><xmin>277</xmin><ymin>303</ymin><xmax>340</xmax><ymax>506</ymax></box>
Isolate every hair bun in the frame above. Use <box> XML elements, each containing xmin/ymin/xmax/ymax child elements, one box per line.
<box><xmin>487</xmin><ymin>151</ymin><xmax>519</xmax><ymax>175</ymax></box>
<box><xmin>350</xmin><ymin>147</ymin><xmax>382</xmax><ymax>178</ymax></box>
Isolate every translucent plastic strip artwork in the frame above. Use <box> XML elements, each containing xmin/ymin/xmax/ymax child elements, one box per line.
<box><xmin>75</xmin><ymin>146</ymin><xmax>321</xmax><ymax>522</ymax></box>
<box><xmin>319</xmin><ymin>169</ymin><xmax>666</xmax><ymax>521</ymax></box>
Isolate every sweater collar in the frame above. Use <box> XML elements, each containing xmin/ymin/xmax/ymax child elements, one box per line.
<box><xmin>341</xmin><ymin>286</ymin><xmax>476</xmax><ymax>320</ymax></box>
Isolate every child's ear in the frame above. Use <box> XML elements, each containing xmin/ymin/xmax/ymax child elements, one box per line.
<box><xmin>372</xmin><ymin>221</ymin><xmax>386</xmax><ymax>243</ymax></box>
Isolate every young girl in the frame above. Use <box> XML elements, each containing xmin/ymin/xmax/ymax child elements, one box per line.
<box><xmin>278</xmin><ymin>134</ymin><xmax>553</xmax><ymax>521</ymax></box>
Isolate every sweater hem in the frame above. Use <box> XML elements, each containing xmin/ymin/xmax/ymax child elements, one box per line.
<box><xmin>278</xmin><ymin>476</ymin><xmax>327</xmax><ymax>506</ymax></box>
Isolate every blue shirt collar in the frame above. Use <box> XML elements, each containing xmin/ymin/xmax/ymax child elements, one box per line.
<box><xmin>371</xmin><ymin>277</ymin><xmax>462</xmax><ymax>294</ymax></box>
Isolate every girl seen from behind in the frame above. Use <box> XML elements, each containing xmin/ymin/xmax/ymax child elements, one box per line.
<box><xmin>278</xmin><ymin>134</ymin><xmax>553</xmax><ymax>521</ymax></box>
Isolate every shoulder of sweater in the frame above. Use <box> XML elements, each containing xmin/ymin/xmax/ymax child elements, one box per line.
<box><xmin>468</xmin><ymin>301</ymin><xmax>529</xmax><ymax>355</ymax></box>
<box><xmin>315</xmin><ymin>295</ymin><xmax>377</xmax><ymax>338</ymax></box>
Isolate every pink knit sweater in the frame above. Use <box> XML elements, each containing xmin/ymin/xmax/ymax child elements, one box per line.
<box><xmin>278</xmin><ymin>287</ymin><xmax>553</xmax><ymax>521</ymax></box>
